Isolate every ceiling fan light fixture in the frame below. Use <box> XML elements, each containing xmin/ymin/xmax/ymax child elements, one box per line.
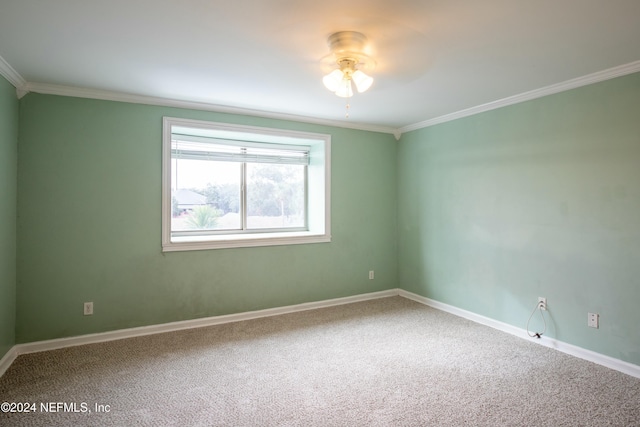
<box><xmin>352</xmin><ymin>69</ymin><xmax>373</xmax><ymax>93</ymax></box>
<box><xmin>322</xmin><ymin>69</ymin><xmax>344</xmax><ymax>92</ymax></box>
<box><xmin>322</xmin><ymin>31</ymin><xmax>375</xmax><ymax>100</ymax></box>
<box><xmin>334</xmin><ymin>79</ymin><xmax>353</xmax><ymax>98</ymax></box>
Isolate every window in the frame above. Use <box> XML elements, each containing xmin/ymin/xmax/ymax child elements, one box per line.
<box><xmin>162</xmin><ymin>117</ymin><xmax>331</xmax><ymax>251</ymax></box>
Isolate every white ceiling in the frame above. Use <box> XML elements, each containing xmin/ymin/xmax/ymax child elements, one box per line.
<box><xmin>1</xmin><ymin>0</ymin><xmax>639</xmax><ymax>133</ymax></box>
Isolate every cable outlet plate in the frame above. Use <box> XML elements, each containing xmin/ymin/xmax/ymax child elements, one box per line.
<box><xmin>588</xmin><ymin>312</ymin><xmax>599</xmax><ymax>328</ymax></box>
<box><xmin>538</xmin><ymin>297</ymin><xmax>547</xmax><ymax>311</ymax></box>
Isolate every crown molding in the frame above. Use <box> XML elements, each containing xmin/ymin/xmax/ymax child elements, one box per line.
<box><xmin>399</xmin><ymin>60</ymin><xmax>640</xmax><ymax>135</ymax></box>
<box><xmin>9</xmin><ymin>57</ymin><xmax>640</xmax><ymax>139</ymax></box>
<box><xmin>0</xmin><ymin>54</ymin><xmax>28</xmax><ymax>96</ymax></box>
<box><xmin>24</xmin><ymin>82</ymin><xmax>397</xmax><ymax>136</ymax></box>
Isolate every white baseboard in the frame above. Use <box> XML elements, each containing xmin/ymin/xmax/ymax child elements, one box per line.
<box><xmin>2</xmin><ymin>288</ymin><xmax>639</xmax><ymax>380</ymax></box>
<box><xmin>12</xmin><ymin>289</ymin><xmax>399</xmax><ymax>357</ymax></box>
<box><xmin>0</xmin><ymin>346</ymin><xmax>18</xmax><ymax>378</ymax></box>
<box><xmin>398</xmin><ymin>289</ymin><xmax>640</xmax><ymax>379</ymax></box>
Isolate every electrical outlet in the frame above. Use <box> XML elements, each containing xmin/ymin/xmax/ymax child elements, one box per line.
<box><xmin>84</xmin><ymin>302</ymin><xmax>93</xmax><ymax>316</ymax></box>
<box><xmin>538</xmin><ymin>297</ymin><xmax>547</xmax><ymax>311</ymax></box>
<box><xmin>369</xmin><ymin>270</ymin><xmax>374</xmax><ymax>280</ymax></box>
<box><xmin>588</xmin><ymin>312</ymin><xmax>599</xmax><ymax>328</ymax></box>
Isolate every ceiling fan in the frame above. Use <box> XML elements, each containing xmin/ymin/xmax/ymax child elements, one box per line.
<box><xmin>321</xmin><ymin>31</ymin><xmax>376</xmax><ymax>98</ymax></box>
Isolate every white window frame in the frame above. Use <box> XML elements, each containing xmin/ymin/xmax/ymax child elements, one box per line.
<box><xmin>162</xmin><ymin>117</ymin><xmax>331</xmax><ymax>251</ymax></box>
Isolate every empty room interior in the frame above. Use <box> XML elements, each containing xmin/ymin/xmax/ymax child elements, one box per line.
<box><xmin>1</xmin><ymin>1</ymin><xmax>640</xmax><ymax>425</ymax></box>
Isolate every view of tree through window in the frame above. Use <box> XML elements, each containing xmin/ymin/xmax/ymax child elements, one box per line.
<box><xmin>171</xmin><ymin>154</ymin><xmax>306</xmax><ymax>233</ymax></box>
<box><xmin>163</xmin><ymin>117</ymin><xmax>330</xmax><ymax>251</ymax></box>
<box><xmin>246</xmin><ymin>163</ymin><xmax>305</xmax><ymax>228</ymax></box>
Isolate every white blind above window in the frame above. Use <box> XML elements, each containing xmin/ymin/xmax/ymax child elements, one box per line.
<box><xmin>171</xmin><ymin>134</ymin><xmax>310</xmax><ymax>165</ymax></box>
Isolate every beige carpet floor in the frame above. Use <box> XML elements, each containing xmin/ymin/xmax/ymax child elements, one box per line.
<box><xmin>1</xmin><ymin>296</ymin><xmax>639</xmax><ymax>426</ymax></box>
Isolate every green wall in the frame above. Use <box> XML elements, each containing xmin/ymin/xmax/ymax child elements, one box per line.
<box><xmin>398</xmin><ymin>72</ymin><xmax>640</xmax><ymax>365</ymax></box>
<box><xmin>16</xmin><ymin>94</ymin><xmax>398</xmax><ymax>342</ymax></box>
<box><xmin>0</xmin><ymin>76</ymin><xmax>18</xmax><ymax>359</ymax></box>
<box><xmin>10</xmin><ymin>71</ymin><xmax>640</xmax><ymax>369</ymax></box>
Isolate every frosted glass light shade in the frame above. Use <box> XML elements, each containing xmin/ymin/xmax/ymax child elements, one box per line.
<box><xmin>322</xmin><ymin>69</ymin><xmax>344</xmax><ymax>92</ymax></box>
<box><xmin>352</xmin><ymin>70</ymin><xmax>373</xmax><ymax>93</ymax></box>
<box><xmin>334</xmin><ymin>79</ymin><xmax>353</xmax><ymax>98</ymax></box>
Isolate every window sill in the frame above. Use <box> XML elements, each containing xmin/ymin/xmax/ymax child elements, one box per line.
<box><xmin>162</xmin><ymin>231</ymin><xmax>331</xmax><ymax>252</ymax></box>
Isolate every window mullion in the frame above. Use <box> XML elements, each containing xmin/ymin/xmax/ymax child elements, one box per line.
<box><xmin>304</xmin><ymin>165</ymin><xmax>309</xmax><ymax>229</ymax></box>
<box><xmin>241</xmin><ymin>161</ymin><xmax>247</xmax><ymax>231</ymax></box>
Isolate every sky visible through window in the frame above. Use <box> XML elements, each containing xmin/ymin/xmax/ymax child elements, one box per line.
<box><xmin>172</xmin><ymin>158</ymin><xmax>238</xmax><ymax>190</ymax></box>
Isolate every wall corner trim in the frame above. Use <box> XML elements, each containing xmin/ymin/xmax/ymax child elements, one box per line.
<box><xmin>398</xmin><ymin>289</ymin><xmax>640</xmax><ymax>379</ymax></box>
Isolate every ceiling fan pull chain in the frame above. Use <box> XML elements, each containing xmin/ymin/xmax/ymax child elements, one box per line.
<box><xmin>345</xmin><ymin>88</ymin><xmax>352</xmax><ymax>118</ymax></box>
